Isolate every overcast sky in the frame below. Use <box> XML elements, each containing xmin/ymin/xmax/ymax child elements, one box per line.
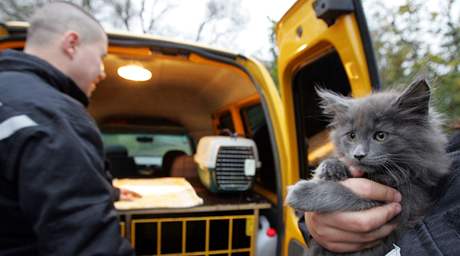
<box><xmin>102</xmin><ymin>0</ymin><xmax>297</xmax><ymax>61</ymax></box>
<box><xmin>100</xmin><ymin>0</ymin><xmax>459</xmax><ymax>62</ymax></box>
<box><xmin>231</xmin><ymin>0</ymin><xmax>297</xmax><ymax>59</ymax></box>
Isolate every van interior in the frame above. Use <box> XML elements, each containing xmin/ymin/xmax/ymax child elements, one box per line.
<box><xmin>91</xmin><ymin>36</ymin><xmax>280</xmax><ymax>255</ymax></box>
<box><xmin>0</xmin><ymin>22</ymin><xmax>352</xmax><ymax>255</ymax></box>
<box><xmin>93</xmin><ymin>40</ymin><xmax>351</xmax><ymax>255</ymax></box>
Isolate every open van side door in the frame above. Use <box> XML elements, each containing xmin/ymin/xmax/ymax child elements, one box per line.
<box><xmin>276</xmin><ymin>0</ymin><xmax>380</xmax><ymax>254</ymax></box>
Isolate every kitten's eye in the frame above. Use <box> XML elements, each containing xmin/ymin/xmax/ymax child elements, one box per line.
<box><xmin>348</xmin><ymin>132</ymin><xmax>356</xmax><ymax>141</ymax></box>
<box><xmin>374</xmin><ymin>131</ymin><xmax>387</xmax><ymax>142</ymax></box>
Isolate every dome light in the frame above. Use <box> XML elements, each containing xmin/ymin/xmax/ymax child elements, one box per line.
<box><xmin>117</xmin><ymin>64</ymin><xmax>152</xmax><ymax>81</ymax></box>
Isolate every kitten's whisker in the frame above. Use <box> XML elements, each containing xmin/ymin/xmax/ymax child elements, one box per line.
<box><xmin>386</xmin><ymin>161</ymin><xmax>413</xmax><ymax>194</ymax></box>
<box><xmin>381</xmin><ymin>162</ymin><xmax>402</xmax><ymax>186</ymax></box>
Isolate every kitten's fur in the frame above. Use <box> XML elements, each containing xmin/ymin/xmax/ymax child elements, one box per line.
<box><xmin>286</xmin><ymin>79</ymin><xmax>451</xmax><ymax>256</ymax></box>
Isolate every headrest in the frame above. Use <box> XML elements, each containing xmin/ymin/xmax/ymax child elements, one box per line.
<box><xmin>105</xmin><ymin>144</ymin><xmax>128</xmax><ymax>157</ymax></box>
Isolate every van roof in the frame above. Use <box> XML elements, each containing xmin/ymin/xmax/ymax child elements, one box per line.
<box><xmin>1</xmin><ymin>21</ymin><xmax>242</xmax><ymax>59</ymax></box>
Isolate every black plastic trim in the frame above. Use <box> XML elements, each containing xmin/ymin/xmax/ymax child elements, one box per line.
<box><xmin>0</xmin><ymin>27</ymin><xmax>240</xmax><ymax>61</ymax></box>
<box><xmin>352</xmin><ymin>0</ymin><xmax>381</xmax><ymax>90</ymax></box>
<box><xmin>313</xmin><ymin>0</ymin><xmax>354</xmax><ymax>26</ymax></box>
<box><xmin>293</xmin><ymin>81</ymin><xmax>309</xmax><ymax>179</ymax></box>
<box><xmin>109</xmin><ymin>35</ymin><xmax>239</xmax><ymax>60</ymax></box>
<box><xmin>0</xmin><ymin>33</ymin><xmax>26</xmax><ymax>42</ymax></box>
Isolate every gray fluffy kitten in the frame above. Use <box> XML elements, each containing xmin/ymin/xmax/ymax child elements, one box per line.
<box><xmin>286</xmin><ymin>79</ymin><xmax>451</xmax><ymax>256</ymax></box>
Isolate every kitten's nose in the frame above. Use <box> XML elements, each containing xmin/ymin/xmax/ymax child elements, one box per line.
<box><xmin>353</xmin><ymin>145</ymin><xmax>367</xmax><ymax>161</ymax></box>
<box><xmin>354</xmin><ymin>154</ymin><xmax>366</xmax><ymax>161</ymax></box>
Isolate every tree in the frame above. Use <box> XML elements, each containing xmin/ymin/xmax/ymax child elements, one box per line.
<box><xmin>194</xmin><ymin>0</ymin><xmax>247</xmax><ymax>48</ymax></box>
<box><xmin>0</xmin><ymin>0</ymin><xmax>106</xmax><ymax>20</ymax></box>
<box><xmin>0</xmin><ymin>0</ymin><xmax>50</xmax><ymax>20</ymax></box>
<box><xmin>267</xmin><ymin>17</ymin><xmax>278</xmax><ymax>87</ymax></box>
<box><xmin>432</xmin><ymin>0</ymin><xmax>460</xmax><ymax>123</ymax></box>
<box><xmin>366</xmin><ymin>1</ymin><xmax>429</xmax><ymax>86</ymax></box>
<box><xmin>0</xmin><ymin>0</ymin><xmax>247</xmax><ymax>50</ymax></box>
<box><xmin>101</xmin><ymin>0</ymin><xmax>178</xmax><ymax>34</ymax></box>
<box><xmin>364</xmin><ymin>0</ymin><xmax>460</xmax><ymax>124</ymax></box>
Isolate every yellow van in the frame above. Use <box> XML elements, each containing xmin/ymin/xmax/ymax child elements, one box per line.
<box><xmin>0</xmin><ymin>0</ymin><xmax>379</xmax><ymax>255</ymax></box>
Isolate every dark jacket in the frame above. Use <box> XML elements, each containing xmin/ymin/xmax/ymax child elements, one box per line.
<box><xmin>298</xmin><ymin>133</ymin><xmax>460</xmax><ymax>255</ymax></box>
<box><xmin>396</xmin><ymin>137</ymin><xmax>460</xmax><ymax>255</ymax></box>
<box><xmin>0</xmin><ymin>50</ymin><xmax>133</xmax><ymax>255</ymax></box>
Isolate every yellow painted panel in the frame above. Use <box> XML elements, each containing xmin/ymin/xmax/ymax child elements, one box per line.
<box><xmin>276</xmin><ymin>0</ymin><xmax>375</xmax><ymax>253</ymax></box>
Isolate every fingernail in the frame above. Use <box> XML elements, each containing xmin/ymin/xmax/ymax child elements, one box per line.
<box><xmin>394</xmin><ymin>203</ymin><xmax>401</xmax><ymax>213</ymax></box>
<box><xmin>394</xmin><ymin>192</ymin><xmax>402</xmax><ymax>202</ymax></box>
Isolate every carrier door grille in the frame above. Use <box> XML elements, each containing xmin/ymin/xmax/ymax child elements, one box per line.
<box><xmin>215</xmin><ymin>146</ymin><xmax>254</xmax><ymax>191</ymax></box>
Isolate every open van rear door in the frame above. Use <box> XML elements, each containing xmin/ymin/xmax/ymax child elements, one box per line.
<box><xmin>276</xmin><ymin>0</ymin><xmax>380</xmax><ymax>254</ymax></box>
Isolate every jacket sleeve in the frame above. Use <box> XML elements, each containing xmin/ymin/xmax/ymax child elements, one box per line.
<box><xmin>15</xmin><ymin>120</ymin><xmax>133</xmax><ymax>255</ymax></box>
<box><xmin>104</xmin><ymin>159</ymin><xmax>121</xmax><ymax>202</ymax></box>
<box><xmin>298</xmin><ymin>214</ymin><xmax>312</xmax><ymax>245</ymax></box>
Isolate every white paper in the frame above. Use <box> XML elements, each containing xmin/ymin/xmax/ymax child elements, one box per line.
<box><xmin>113</xmin><ymin>178</ymin><xmax>204</xmax><ymax>209</ymax></box>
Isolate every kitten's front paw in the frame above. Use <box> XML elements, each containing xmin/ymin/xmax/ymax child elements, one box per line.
<box><xmin>286</xmin><ymin>179</ymin><xmax>321</xmax><ymax>211</ymax></box>
<box><xmin>315</xmin><ymin>158</ymin><xmax>350</xmax><ymax>181</ymax></box>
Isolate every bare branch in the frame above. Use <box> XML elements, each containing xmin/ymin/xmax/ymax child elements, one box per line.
<box><xmin>195</xmin><ymin>0</ymin><xmax>247</xmax><ymax>43</ymax></box>
<box><xmin>108</xmin><ymin>0</ymin><xmax>134</xmax><ymax>31</ymax></box>
<box><xmin>0</xmin><ymin>0</ymin><xmax>50</xmax><ymax>21</ymax></box>
<box><xmin>147</xmin><ymin>0</ymin><xmax>177</xmax><ymax>34</ymax></box>
<box><xmin>195</xmin><ymin>18</ymin><xmax>211</xmax><ymax>42</ymax></box>
<box><xmin>139</xmin><ymin>0</ymin><xmax>146</xmax><ymax>33</ymax></box>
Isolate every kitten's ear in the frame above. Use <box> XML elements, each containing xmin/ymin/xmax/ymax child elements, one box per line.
<box><xmin>395</xmin><ymin>78</ymin><xmax>431</xmax><ymax>116</ymax></box>
<box><xmin>316</xmin><ymin>87</ymin><xmax>350</xmax><ymax>117</ymax></box>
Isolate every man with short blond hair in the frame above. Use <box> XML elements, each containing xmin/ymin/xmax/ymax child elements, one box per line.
<box><xmin>0</xmin><ymin>2</ymin><xmax>133</xmax><ymax>255</ymax></box>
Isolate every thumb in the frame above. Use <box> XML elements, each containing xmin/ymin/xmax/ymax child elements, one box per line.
<box><xmin>341</xmin><ymin>178</ymin><xmax>402</xmax><ymax>203</ymax></box>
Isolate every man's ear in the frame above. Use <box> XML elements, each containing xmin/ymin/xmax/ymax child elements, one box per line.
<box><xmin>61</xmin><ymin>31</ymin><xmax>80</xmax><ymax>59</ymax></box>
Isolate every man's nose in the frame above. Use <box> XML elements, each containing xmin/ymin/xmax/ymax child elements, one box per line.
<box><xmin>99</xmin><ymin>63</ymin><xmax>106</xmax><ymax>81</ymax></box>
<box><xmin>99</xmin><ymin>70</ymin><xmax>106</xmax><ymax>81</ymax></box>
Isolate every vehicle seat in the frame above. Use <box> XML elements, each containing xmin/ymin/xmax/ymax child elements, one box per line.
<box><xmin>105</xmin><ymin>144</ymin><xmax>138</xmax><ymax>178</ymax></box>
<box><xmin>170</xmin><ymin>155</ymin><xmax>197</xmax><ymax>178</ymax></box>
<box><xmin>161</xmin><ymin>150</ymin><xmax>186</xmax><ymax>176</ymax></box>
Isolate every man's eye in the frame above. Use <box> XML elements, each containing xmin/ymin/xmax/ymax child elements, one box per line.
<box><xmin>374</xmin><ymin>131</ymin><xmax>387</xmax><ymax>142</ymax></box>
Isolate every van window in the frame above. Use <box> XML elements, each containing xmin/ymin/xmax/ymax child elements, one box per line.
<box><xmin>102</xmin><ymin>133</ymin><xmax>193</xmax><ymax>166</ymax></box>
<box><xmin>241</xmin><ymin>104</ymin><xmax>276</xmax><ymax>192</ymax></box>
<box><xmin>292</xmin><ymin>50</ymin><xmax>351</xmax><ymax>178</ymax></box>
<box><xmin>241</xmin><ymin>104</ymin><xmax>265</xmax><ymax>138</ymax></box>
<box><xmin>217</xmin><ymin>112</ymin><xmax>235</xmax><ymax>133</ymax></box>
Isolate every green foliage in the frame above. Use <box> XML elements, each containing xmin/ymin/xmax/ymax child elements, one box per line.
<box><xmin>267</xmin><ymin>17</ymin><xmax>279</xmax><ymax>88</ymax></box>
<box><xmin>365</xmin><ymin>0</ymin><xmax>460</xmax><ymax>125</ymax></box>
